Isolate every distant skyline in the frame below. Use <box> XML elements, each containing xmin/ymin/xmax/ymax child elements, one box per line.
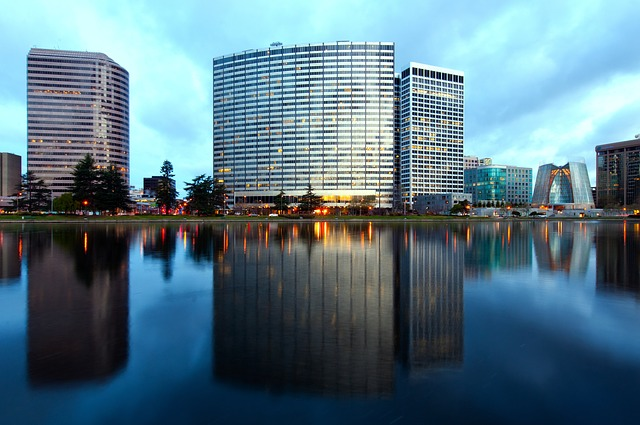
<box><xmin>2</xmin><ymin>0</ymin><xmax>639</xmax><ymax>192</ymax></box>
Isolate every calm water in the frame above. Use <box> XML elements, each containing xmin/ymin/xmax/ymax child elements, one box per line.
<box><xmin>0</xmin><ymin>220</ymin><xmax>639</xmax><ymax>425</ymax></box>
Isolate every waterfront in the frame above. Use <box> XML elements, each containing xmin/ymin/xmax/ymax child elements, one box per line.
<box><xmin>0</xmin><ymin>221</ymin><xmax>639</xmax><ymax>424</ymax></box>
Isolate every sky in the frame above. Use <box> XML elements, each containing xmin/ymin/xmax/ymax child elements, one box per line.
<box><xmin>1</xmin><ymin>0</ymin><xmax>639</xmax><ymax>192</ymax></box>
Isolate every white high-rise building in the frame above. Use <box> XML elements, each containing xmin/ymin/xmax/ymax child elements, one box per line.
<box><xmin>27</xmin><ymin>49</ymin><xmax>129</xmax><ymax>196</ymax></box>
<box><xmin>398</xmin><ymin>63</ymin><xmax>464</xmax><ymax>209</ymax></box>
<box><xmin>213</xmin><ymin>42</ymin><xmax>395</xmax><ymax>209</ymax></box>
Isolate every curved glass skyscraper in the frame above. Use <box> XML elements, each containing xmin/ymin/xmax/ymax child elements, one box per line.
<box><xmin>27</xmin><ymin>49</ymin><xmax>129</xmax><ymax>196</ymax></box>
<box><xmin>213</xmin><ymin>42</ymin><xmax>395</xmax><ymax>209</ymax></box>
<box><xmin>532</xmin><ymin>162</ymin><xmax>594</xmax><ymax>209</ymax></box>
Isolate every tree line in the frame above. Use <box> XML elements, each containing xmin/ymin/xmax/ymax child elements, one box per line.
<box><xmin>13</xmin><ymin>156</ymin><xmax>233</xmax><ymax>216</ymax></box>
<box><xmin>13</xmin><ymin>156</ymin><xmax>334</xmax><ymax>216</ymax></box>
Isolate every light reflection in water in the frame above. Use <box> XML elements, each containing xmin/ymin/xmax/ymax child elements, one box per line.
<box><xmin>0</xmin><ymin>221</ymin><xmax>639</xmax><ymax>425</ymax></box>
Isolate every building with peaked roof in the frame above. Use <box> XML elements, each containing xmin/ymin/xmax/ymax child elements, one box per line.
<box><xmin>532</xmin><ymin>162</ymin><xmax>594</xmax><ymax>209</ymax></box>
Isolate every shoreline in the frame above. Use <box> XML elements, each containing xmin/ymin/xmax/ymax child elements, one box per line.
<box><xmin>0</xmin><ymin>215</ymin><xmax>634</xmax><ymax>224</ymax></box>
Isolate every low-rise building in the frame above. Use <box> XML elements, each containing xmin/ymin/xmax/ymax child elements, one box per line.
<box><xmin>464</xmin><ymin>163</ymin><xmax>532</xmax><ymax>205</ymax></box>
<box><xmin>414</xmin><ymin>193</ymin><xmax>472</xmax><ymax>214</ymax></box>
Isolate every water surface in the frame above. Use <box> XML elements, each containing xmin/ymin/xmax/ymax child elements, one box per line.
<box><xmin>0</xmin><ymin>220</ymin><xmax>638</xmax><ymax>424</ymax></box>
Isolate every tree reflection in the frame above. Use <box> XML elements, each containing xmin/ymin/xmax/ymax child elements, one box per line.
<box><xmin>141</xmin><ymin>225</ymin><xmax>177</xmax><ymax>280</ymax></box>
<box><xmin>53</xmin><ymin>225</ymin><xmax>130</xmax><ymax>286</ymax></box>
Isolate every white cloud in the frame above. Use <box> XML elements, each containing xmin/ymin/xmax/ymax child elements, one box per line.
<box><xmin>1</xmin><ymin>0</ymin><xmax>639</xmax><ymax>192</ymax></box>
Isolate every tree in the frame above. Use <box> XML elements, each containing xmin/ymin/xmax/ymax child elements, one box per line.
<box><xmin>273</xmin><ymin>190</ymin><xmax>289</xmax><ymax>213</ymax></box>
<box><xmin>53</xmin><ymin>193</ymin><xmax>80</xmax><ymax>213</ymax></box>
<box><xmin>184</xmin><ymin>175</ymin><xmax>226</xmax><ymax>216</ymax></box>
<box><xmin>212</xmin><ymin>180</ymin><xmax>227</xmax><ymax>211</ymax></box>
<box><xmin>156</xmin><ymin>160</ymin><xmax>177</xmax><ymax>214</ymax></box>
<box><xmin>348</xmin><ymin>195</ymin><xmax>375</xmax><ymax>215</ymax></box>
<box><xmin>96</xmin><ymin>166</ymin><xmax>131</xmax><ymax>214</ymax></box>
<box><xmin>297</xmin><ymin>184</ymin><xmax>323</xmax><ymax>213</ymax></box>
<box><xmin>15</xmin><ymin>171</ymin><xmax>50</xmax><ymax>212</ymax></box>
<box><xmin>71</xmin><ymin>154</ymin><xmax>99</xmax><ymax>210</ymax></box>
<box><xmin>450</xmin><ymin>199</ymin><xmax>471</xmax><ymax>215</ymax></box>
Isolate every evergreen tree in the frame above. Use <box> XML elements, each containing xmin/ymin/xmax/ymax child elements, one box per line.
<box><xmin>96</xmin><ymin>166</ymin><xmax>131</xmax><ymax>214</ymax></box>
<box><xmin>71</xmin><ymin>154</ymin><xmax>99</xmax><ymax>210</ymax></box>
<box><xmin>273</xmin><ymin>190</ymin><xmax>289</xmax><ymax>213</ymax></box>
<box><xmin>184</xmin><ymin>175</ymin><xmax>227</xmax><ymax>215</ymax></box>
<box><xmin>298</xmin><ymin>184</ymin><xmax>323</xmax><ymax>213</ymax></box>
<box><xmin>212</xmin><ymin>180</ymin><xmax>228</xmax><ymax>211</ymax></box>
<box><xmin>156</xmin><ymin>160</ymin><xmax>177</xmax><ymax>214</ymax></box>
<box><xmin>15</xmin><ymin>171</ymin><xmax>51</xmax><ymax>212</ymax></box>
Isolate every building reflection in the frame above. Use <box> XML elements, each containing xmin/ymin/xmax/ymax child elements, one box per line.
<box><xmin>213</xmin><ymin>222</ymin><xmax>467</xmax><ymax>395</ymax></box>
<box><xmin>532</xmin><ymin>221</ymin><xmax>591</xmax><ymax>275</ymax></box>
<box><xmin>596</xmin><ymin>221</ymin><xmax>640</xmax><ymax>296</ymax></box>
<box><xmin>214</xmin><ymin>222</ymin><xmax>395</xmax><ymax>396</ymax></box>
<box><xmin>463</xmin><ymin>222</ymin><xmax>533</xmax><ymax>278</ymax></box>
<box><xmin>0</xmin><ymin>228</ymin><xmax>22</xmax><ymax>283</ymax></box>
<box><xmin>396</xmin><ymin>224</ymin><xmax>464</xmax><ymax>373</ymax></box>
<box><xmin>27</xmin><ymin>225</ymin><xmax>129</xmax><ymax>386</ymax></box>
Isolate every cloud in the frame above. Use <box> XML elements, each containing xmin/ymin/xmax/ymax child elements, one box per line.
<box><xmin>1</xmin><ymin>0</ymin><xmax>639</xmax><ymax>191</ymax></box>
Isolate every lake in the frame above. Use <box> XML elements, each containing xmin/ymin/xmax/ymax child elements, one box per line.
<box><xmin>0</xmin><ymin>220</ymin><xmax>639</xmax><ymax>424</ymax></box>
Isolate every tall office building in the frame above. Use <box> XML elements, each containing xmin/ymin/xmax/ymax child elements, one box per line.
<box><xmin>398</xmin><ymin>63</ymin><xmax>464</xmax><ymax>209</ymax></box>
<box><xmin>27</xmin><ymin>48</ymin><xmax>129</xmax><ymax>196</ymax></box>
<box><xmin>213</xmin><ymin>42</ymin><xmax>395</xmax><ymax>209</ymax></box>
<box><xmin>0</xmin><ymin>153</ymin><xmax>21</xmax><ymax>196</ymax></box>
<box><xmin>595</xmin><ymin>138</ymin><xmax>640</xmax><ymax>208</ymax></box>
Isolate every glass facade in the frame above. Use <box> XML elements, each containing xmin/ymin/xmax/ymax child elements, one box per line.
<box><xmin>532</xmin><ymin>162</ymin><xmax>594</xmax><ymax>208</ymax></box>
<box><xmin>595</xmin><ymin>139</ymin><xmax>640</xmax><ymax>207</ymax></box>
<box><xmin>213</xmin><ymin>42</ymin><xmax>395</xmax><ymax>208</ymax></box>
<box><xmin>27</xmin><ymin>49</ymin><xmax>129</xmax><ymax>196</ymax></box>
<box><xmin>464</xmin><ymin>165</ymin><xmax>531</xmax><ymax>205</ymax></box>
<box><xmin>398</xmin><ymin>63</ymin><xmax>464</xmax><ymax>208</ymax></box>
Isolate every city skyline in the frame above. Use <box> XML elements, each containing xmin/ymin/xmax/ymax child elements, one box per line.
<box><xmin>1</xmin><ymin>0</ymin><xmax>639</xmax><ymax>192</ymax></box>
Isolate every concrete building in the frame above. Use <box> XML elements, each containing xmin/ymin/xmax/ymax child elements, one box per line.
<box><xmin>0</xmin><ymin>153</ymin><xmax>21</xmax><ymax>196</ymax></box>
<box><xmin>398</xmin><ymin>63</ymin><xmax>464</xmax><ymax>209</ymax></box>
<box><xmin>463</xmin><ymin>156</ymin><xmax>492</xmax><ymax>170</ymax></box>
<box><xmin>595</xmin><ymin>138</ymin><xmax>640</xmax><ymax>208</ymax></box>
<box><xmin>463</xmin><ymin>156</ymin><xmax>479</xmax><ymax>170</ymax></box>
<box><xmin>27</xmin><ymin>48</ymin><xmax>129</xmax><ymax>196</ymax></box>
<box><xmin>213</xmin><ymin>42</ymin><xmax>395</xmax><ymax>209</ymax></box>
<box><xmin>142</xmin><ymin>176</ymin><xmax>175</xmax><ymax>198</ymax></box>
<box><xmin>532</xmin><ymin>162</ymin><xmax>594</xmax><ymax>209</ymax></box>
<box><xmin>414</xmin><ymin>192</ymin><xmax>472</xmax><ymax>214</ymax></box>
<box><xmin>464</xmin><ymin>163</ymin><xmax>532</xmax><ymax>205</ymax></box>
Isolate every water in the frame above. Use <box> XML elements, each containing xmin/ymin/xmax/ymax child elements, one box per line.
<box><xmin>0</xmin><ymin>220</ymin><xmax>638</xmax><ymax>424</ymax></box>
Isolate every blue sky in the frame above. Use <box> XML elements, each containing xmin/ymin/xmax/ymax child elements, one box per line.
<box><xmin>1</xmin><ymin>0</ymin><xmax>639</xmax><ymax>191</ymax></box>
